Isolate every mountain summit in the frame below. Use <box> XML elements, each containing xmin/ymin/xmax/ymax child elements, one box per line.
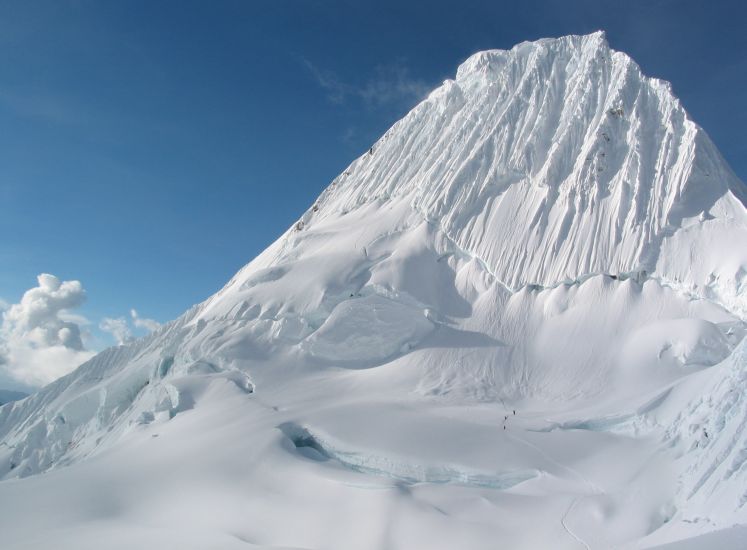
<box><xmin>2</xmin><ymin>33</ymin><xmax>747</xmax><ymax>549</ymax></box>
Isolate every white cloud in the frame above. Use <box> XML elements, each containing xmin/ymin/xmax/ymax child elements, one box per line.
<box><xmin>0</xmin><ymin>274</ymin><xmax>95</xmax><ymax>387</ymax></box>
<box><xmin>99</xmin><ymin>317</ymin><xmax>132</xmax><ymax>345</ymax></box>
<box><xmin>130</xmin><ymin>309</ymin><xmax>160</xmax><ymax>332</ymax></box>
<box><xmin>100</xmin><ymin>309</ymin><xmax>160</xmax><ymax>346</ymax></box>
<box><xmin>0</xmin><ymin>276</ymin><xmax>164</xmax><ymax>387</ymax></box>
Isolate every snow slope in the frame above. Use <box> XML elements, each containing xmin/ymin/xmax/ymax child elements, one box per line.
<box><xmin>1</xmin><ymin>32</ymin><xmax>746</xmax><ymax>549</ymax></box>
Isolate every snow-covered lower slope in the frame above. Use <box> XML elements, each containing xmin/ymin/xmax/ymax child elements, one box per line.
<box><xmin>1</xmin><ymin>32</ymin><xmax>747</xmax><ymax>549</ymax></box>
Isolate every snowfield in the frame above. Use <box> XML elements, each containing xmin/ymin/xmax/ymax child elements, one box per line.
<box><xmin>1</xmin><ymin>32</ymin><xmax>747</xmax><ymax>549</ymax></box>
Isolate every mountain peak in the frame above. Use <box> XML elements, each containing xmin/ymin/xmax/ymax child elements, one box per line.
<box><xmin>455</xmin><ymin>31</ymin><xmax>610</xmax><ymax>82</ymax></box>
<box><xmin>305</xmin><ymin>33</ymin><xmax>746</xmax><ymax>309</ymax></box>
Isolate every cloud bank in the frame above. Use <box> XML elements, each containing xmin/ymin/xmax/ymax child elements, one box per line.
<box><xmin>0</xmin><ymin>274</ymin><xmax>95</xmax><ymax>387</ymax></box>
<box><xmin>1</xmin><ymin>276</ymin><xmax>164</xmax><ymax>388</ymax></box>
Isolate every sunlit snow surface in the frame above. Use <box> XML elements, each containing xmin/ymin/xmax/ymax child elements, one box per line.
<box><xmin>2</xmin><ymin>32</ymin><xmax>747</xmax><ymax>549</ymax></box>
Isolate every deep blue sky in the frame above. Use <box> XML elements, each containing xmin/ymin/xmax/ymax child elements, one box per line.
<box><xmin>1</xmin><ymin>0</ymin><xmax>745</xmax><ymax>344</ymax></box>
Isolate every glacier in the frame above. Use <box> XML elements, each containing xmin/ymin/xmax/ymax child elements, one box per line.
<box><xmin>1</xmin><ymin>31</ymin><xmax>747</xmax><ymax>549</ymax></box>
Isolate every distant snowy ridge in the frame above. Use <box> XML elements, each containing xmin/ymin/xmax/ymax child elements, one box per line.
<box><xmin>0</xmin><ymin>390</ymin><xmax>27</xmax><ymax>406</ymax></box>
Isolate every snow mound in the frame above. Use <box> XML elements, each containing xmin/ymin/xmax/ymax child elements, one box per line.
<box><xmin>621</xmin><ymin>318</ymin><xmax>732</xmax><ymax>371</ymax></box>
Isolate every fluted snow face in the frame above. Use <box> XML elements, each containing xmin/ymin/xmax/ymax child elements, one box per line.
<box><xmin>312</xmin><ymin>32</ymin><xmax>746</xmax><ymax>297</ymax></box>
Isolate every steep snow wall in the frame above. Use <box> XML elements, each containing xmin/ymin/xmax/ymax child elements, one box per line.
<box><xmin>295</xmin><ymin>31</ymin><xmax>747</xmax><ymax>316</ymax></box>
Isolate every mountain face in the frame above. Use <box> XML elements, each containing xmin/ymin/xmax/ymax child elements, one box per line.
<box><xmin>1</xmin><ymin>32</ymin><xmax>747</xmax><ymax>550</ymax></box>
<box><xmin>309</xmin><ymin>31</ymin><xmax>746</xmax><ymax>310</ymax></box>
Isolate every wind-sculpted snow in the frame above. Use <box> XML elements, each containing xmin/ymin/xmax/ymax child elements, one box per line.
<box><xmin>1</xmin><ymin>32</ymin><xmax>747</xmax><ymax>549</ymax></box>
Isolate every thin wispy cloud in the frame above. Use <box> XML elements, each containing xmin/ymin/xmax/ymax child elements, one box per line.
<box><xmin>357</xmin><ymin>64</ymin><xmax>433</xmax><ymax>107</ymax></box>
<box><xmin>303</xmin><ymin>58</ymin><xmax>432</xmax><ymax>109</ymax></box>
<box><xmin>302</xmin><ymin>59</ymin><xmax>351</xmax><ymax>104</ymax></box>
<box><xmin>340</xmin><ymin>126</ymin><xmax>357</xmax><ymax>146</ymax></box>
<box><xmin>0</xmin><ymin>87</ymin><xmax>86</xmax><ymax>126</ymax></box>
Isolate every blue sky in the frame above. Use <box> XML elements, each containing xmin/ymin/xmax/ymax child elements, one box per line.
<box><xmin>1</xmin><ymin>0</ymin><xmax>745</xmax><ymax>368</ymax></box>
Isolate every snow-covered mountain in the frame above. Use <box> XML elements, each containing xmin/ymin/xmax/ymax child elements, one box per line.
<box><xmin>2</xmin><ymin>32</ymin><xmax>747</xmax><ymax>549</ymax></box>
